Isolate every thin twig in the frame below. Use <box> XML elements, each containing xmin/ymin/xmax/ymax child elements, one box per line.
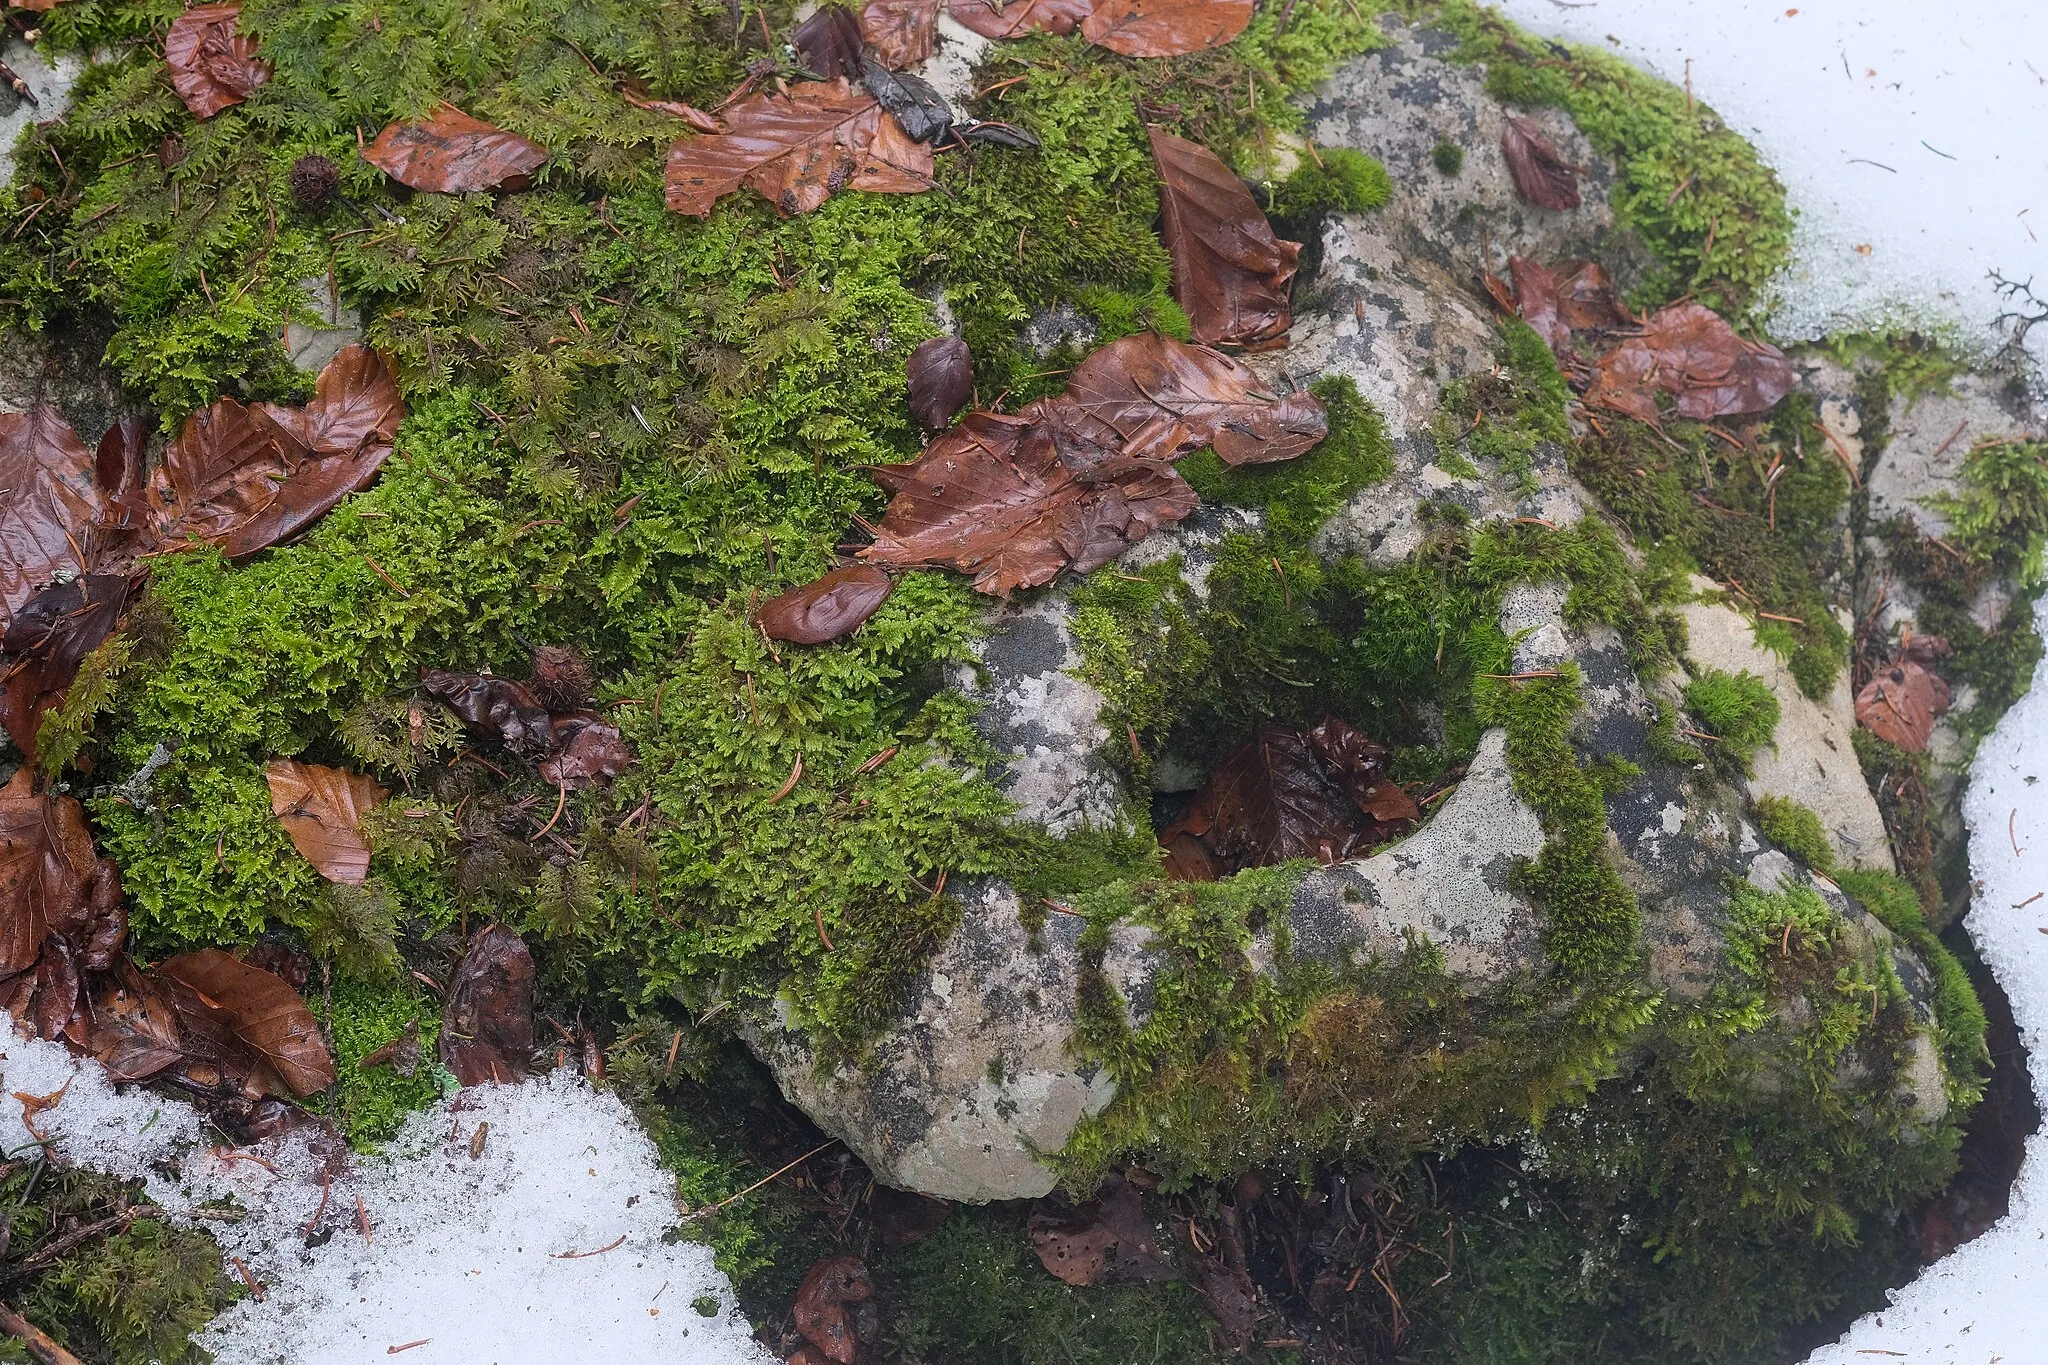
<box><xmin>682</xmin><ymin>1139</ymin><xmax>840</xmax><ymax>1220</ymax></box>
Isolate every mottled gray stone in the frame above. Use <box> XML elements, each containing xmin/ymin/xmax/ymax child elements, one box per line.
<box><xmin>286</xmin><ymin>275</ymin><xmax>365</xmax><ymax>375</ymax></box>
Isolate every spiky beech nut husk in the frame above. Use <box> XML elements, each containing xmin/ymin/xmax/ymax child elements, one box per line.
<box><xmin>289</xmin><ymin>153</ymin><xmax>340</xmax><ymax>213</ymax></box>
<box><xmin>528</xmin><ymin>644</ymin><xmax>592</xmax><ymax>712</ymax></box>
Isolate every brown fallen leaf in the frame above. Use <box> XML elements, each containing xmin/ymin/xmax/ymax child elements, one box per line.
<box><xmin>792</xmin><ymin>1256</ymin><xmax>871</xmax><ymax>1365</ymax></box>
<box><xmin>1081</xmin><ymin>0</ymin><xmax>1252</xmax><ymax>56</ymax></box>
<box><xmin>1059</xmin><ymin>331</ymin><xmax>1326</xmax><ymax>466</ymax></box>
<box><xmin>1306</xmin><ymin>715</ymin><xmax>1420</xmax><ymax>823</ymax></box>
<box><xmin>264</xmin><ymin>759</ymin><xmax>388</xmax><ymax>886</ymax></box>
<box><xmin>1583</xmin><ymin>302</ymin><xmax>1794</xmax><ymax>423</ymax></box>
<box><xmin>0</xmin><ymin>769</ymin><xmax>121</xmax><ymax>978</ymax></box>
<box><xmin>438</xmin><ymin>924</ymin><xmax>534</xmax><ymax>1087</ymax></box>
<box><xmin>1855</xmin><ymin>657</ymin><xmax>1952</xmax><ymax>752</ymax></box>
<box><xmin>756</xmin><ymin>565</ymin><xmax>896</xmax><ymax>645</ymax></box>
<box><xmin>145</xmin><ymin>344</ymin><xmax>403</xmax><ymax>559</ymax></box>
<box><xmin>859</xmin><ymin>0</ymin><xmax>939</xmax><ymax>69</ymax></box>
<box><xmin>947</xmin><ymin>0</ymin><xmax>1092</xmax><ymax>39</ymax></box>
<box><xmin>1507</xmin><ymin>256</ymin><xmax>1625</xmax><ymax>358</ymax></box>
<box><xmin>858</xmin><ymin>408</ymin><xmax>1197</xmax><ymax>595</ymax></box>
<box><xmin>871</xmin><ymin>1186</ymin><xmax>953</xmax><ymax>1247</ymax></box>
<box><xmin>0</xmin><ymin>574</ymin><xmax>137</xmax><ymax>759</ymax></box>
<box><xmin>86</xmin><ymin>960</ymin><xmax>185</xmax><ymax>1083</ymax></box>
<box><xmin>358</xmin><ymin>1017</ymin><xmax>421</xmax><ymax>1076</ymax></box>
<box><xmin>165</xmin><ymin>3</ymin><xmax>270</xmax><ymax>120</ymax></box>
<box><xmin>663</xmin><ymin>77</ymin><xmax>934</xmax><ymax>218</ymax></box>
<box><xmin>362</xmin><ymin>104</ymin><xmax>548</xmax><ymax>194</ymax></box>
<box><xmin>1149</xmin><ymin>127</ymin><xmax>1301</xmax><ymax>349</ymax></box>
<box><xmin>1028</xmin><ymin>1176</ymin><xmax>1179</xmax><ymax>1287</ymax></box>
<box><xmin>1501</xmin><ymin>115</ymin><xmax>1580</xmax><ymax>211</ymax></box>
<box><xmin>906</xmin><ymin>335</ymin><xmax>975</xmax><ymax>431</ymax></box>
<box><xmin>537</xmin><ymin>713</ymin><xmax>634</xmax><ymax>788</ymax></box>
<box><xmin>620</xmin><ymin>88</ymin><xmax>726</xmax><ymax>134</ymax></box>
<box><xmin>420</xmin><ymin>669</ymin><xmax>554</xmax><ymax>753</ymax></box>
<box><xmin>157</xmin><ymin>949</ymin><xmax>337</xmax><ymax>1097</ymax></box>
<box><xmin>1028</xmin><ymin>1209</ymin><xmax>1119</xmax><ymax>1285</ymax></box>
<box><xmin>0</xmin><ymin>408</ymin><xmax>107</xmax><ymax>630</ymax></box>
<box><xmin>1187</xmin><ymin>1255</ymin><xmax>1258</xmax><ymax>1351</ymax></box>
<box><xmin>793</xmin><ymin>5</ymin><xmax>867</xmax><ymax>79</ymax></box>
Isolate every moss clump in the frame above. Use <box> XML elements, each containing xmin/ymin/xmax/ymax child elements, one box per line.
<box><xmin>1177</xmin><ymin>373</ymin><xmax>1395</xmax><ymax>541</ymax></box>
<box><xmin>1683</xmin><ymin>667</ymin><xmax>1779</xmax><ymax>774</ymax></box>
<box><xmin>1836</xmin><ymin>867</ymin><xmax>1990</xmax><ymax>1106</ymax></box>
<box><xmin>314</xmin><ymin>973</ymin><xmax>450</xmax><ymax>1146</ymax></box>
<box><xmin>1432</xmin><ymin>137</ymin><xmax>1465</xmax><ymax>176</ymax></box>
<box><xmin>1267</xmin><ymin>145</ymin><xmax>1393</xmax><ymax>224</ymax></box>
<box><xmin>1755</xmin><ymin>794</ymin><xmax>1836</xmax><ymax>870</ymax></box>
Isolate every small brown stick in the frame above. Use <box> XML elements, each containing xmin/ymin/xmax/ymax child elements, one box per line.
<box><xmin>1780</xmin><ymin>921</ymin><xmax>1794</xmax><ymax>957</ymax></box>
<box><xmin>769</xmin><ymin>754</ymin><xmax>804</xmax><ymax>803</ymax></box>
<box><xmin>363</xmin><ymin>555</ymin><xmax>410</xmax><ymax>596</ymax></box>
<box><xmin>683</xmin><ymin>1139</ymin><xmax>840</xmax><ymax>1220</ymax></box>
<box><xmin>0</xmin><ymin>1300</ymin><xmax>87</xmax><ymax>1365</ymax></box>
<box><xmin>1930</xmin><ymin>419</ymin><xmax>1970</xmax><ymax>460</ymax></box>
<box><xmin>1678</xmin><ymin>726</ymin><xmax>1722</xmax><ymax>743</ymax></box>
<box><xmin>0</xmin><ymin>1206</ymin><xmax>153</xmax><ymax>1286</ymax></box>
<box><xmin>1127</xmin><ymin>724</ymin><xmax>1143</xmax><ymax>764</ymax></box>
<box><xmin>1041</xmin><ymin>898</ymin><xmax>1082</xmax><ymax>917</ymax></box>
<box><xmin>552</xmin><ymin>1233</ymin><xmax>628</xmax><ymax>1259</ymax></box>
<box><xmin>1479</xmin><ymin>670</ymin><xmax>1561</xmax><ymax>681</ymax></box>
<box><xmin>664</xmin><ymin>1029</ymin><xmax>684</xmax><ymax>1080</ymax></box>
<box><xmin>387</xmin><ymin>1342</ymin><xmax>433</xmax><ymax>1355</ymax></box>
<box><xmin>814</xmin><ymin>905</ymin><xmax>835</xmax><ymax>950</ymax></box>
<box><xmin>1819</xmin><ymin>421</ymin><xmax>1863</xmax><ymax>485</ymax></box>
<box><xmin>230</xmin><ymin>1256</ymin><xmax>265</xmax><ymax>1300</ymax></box>
<box><xmin>536</xmin><ymin>779</ymin><xmax>569</xmax><ymax>838</ymax></box>
<box><xmin>356</xmin><ymin>1191</ymin><xmax>374</xmax><ymax>1245</ymax></box>
<box><xmin>2013</xmin><ymin>809</ymin><xmax>2025</xmax><ymax>856</ymax></box>
<box><xmin>1271</xmin><ymin>555</ymin><xmax>1289</xmax><ymax>609</ymax></box>
<box><xmin>2014</xmin><ymin>891</ymin><xmax>2043</xmax><ymax>909</ymax></box>
<box><xmin>303</xmin><ymin>1174</ymin><xmax>331</xmax><ymax>1236</ymax></box>
<box><xmin>854</xmin><ymin>745</ymin><xmax>899</xmax><ymax>776</ymax></box>
<box><xmin>1756</xmin><ymin>610</ymin><xmax>1806</xmax><ymax>624</ymax></box>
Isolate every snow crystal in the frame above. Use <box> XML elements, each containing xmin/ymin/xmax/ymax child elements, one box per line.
<box><xmin>0</xmin><ymin>1030</ymin><xmax>772</xmax><ymax>1365</ymax></box>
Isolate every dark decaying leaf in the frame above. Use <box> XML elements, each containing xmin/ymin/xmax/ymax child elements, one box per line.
<box><xmin>1080</xmin><ymin>0</ymin><xmax>1252</xmax><ymax>56</ymax></box>
<box><xmin>145</xmin><ymin>343</ymin><xmax>403</xmax><ymax>558</ymax></box>
<box><xmin>948</xmin><ymin>0</ymin><xmax>1092</xmax><ymax>39</ymax></box>
<box><xmin>1060</xmin><ymin>331</ymin><xmax>1326</xmax><ymax>466</ymax></box>
<box><xmin>438</xmin><ymin>923</ymin><xmax>535</xmax><ymax>1086</ymax></box>
<box><xmin>872</xmin><ymin>1186</ymin><xmax>954</xmax><ymax>1247</ymax></box>
<box><xmin>861</xmin><ymin>59</ymin><xmax>953</xmax><ymax>144</ymax></box>
<box><xmin>537</xmin><ymin>713</ymin><xmax>635</xmax><ymax>788</ymax></box>
<box><xmin>906</xmin><ymin>334</ymin><xmax>975</xmax><ymax>430</ymax></box>
<box><xmin>957</xmin><ymin>120</ymin><xmax>1040</xmax><ymax>149</ymax></box>
<box><xmin>859</xmin><ymin>408</ymin><xmax>1198</xmax><ymax>595</ymax></box>
<box><xmin>792</xmin><ymin>5</ymin><xmax>867</xmax><ymax>79</ymax></box>
<box><xmin>1187</xmin><ymin>1256</ymin><xmax>1258</xmax><ymax>1352</ymax></box>
<box><xmin>792</xmin><ymin>1255</ymin><xmax>872</xmax><ymax>1365</ymax></box>
<box><xmin>156</xmin><ymin>948</ymin><xmax>337</xmax><ymax>1097</ymax></box>
<box><xmin>0</xmin><ymin>769</ymin><xmax>121</xmax><ymax>978</ymax></box>
<box><xmin>1148</xmin><ymin>127</ymin><xmax>1300</xmax><ymax>349</ymax></box>
<box><xmin>1507</xmin><ymin>256</ymin><xmax>1625</xmax><ymax>357</ymax></box>
<box><xmin>264</xmin><ymin>758</ymin><xmax>388</xmax><ymax>886</ymax></box>
<box><xmin>87</xmin><ymin>960</ymin><xmax>185</xmax><ymax>1083</ymax></box>
<box><xmin>1028</xmin><ymin>1210</ymin><xmax>1118</xmax><ymax>1285</ymax></box>
<box><xmin>1160</xmin><ymin>717</ymin><xmax>1418</xmax><ymax>879</ymax></box>
<box><xmin>1027</xmin><ymin>1176</ymin><xmax>1179</xmax><ymax>1287</ymax></box>
<box><xmin>0</xmin><ymin>574</ymin><xmax>136</xmax><ymax>759</ymax></box>
<box><xmin>1501</xmin><ymin>115</ymin><xmax>1580</xmax><ymax>211</ymax></box>
<box><xmin>756</xmin><ymin>565</ymin><xmax>896</xmax><ymax>645</ymax></box>
<box><xmin>421</xmin><ymin>668</ymin><xmax>554</xmax><ymax>753</ymax></box>
<box><xmin>859</xmin><ymin>0</ymin><xmax>938</xmax><ymax>69</ymax></box>
<box><xmin>1583</xmin><ymin>302</ymin><xmax>1795</xmax><ymax>423</ymax></box>
<box><xmin>1855</xmin><ymin>658</ymin><xmax>1952</xmax><ymax>752</ymax></box>
<box><xmin>164</xmin><ymin>3</ymin><xmax>271</xmax><ymax>120</ymax></box>
<box><xmin>0</xmin><ymin>407</ymin><xmax>105</xmax><ymax>630</ymax></box>
<box><xmin>664</xmin><ymin>77</ymin><xmax>933</xmax><ymax>218</ymax></box>
<box><xmin>362</xmin><ymin>104</ymin><xmax>548</xmax><ymax>193</ymax></box>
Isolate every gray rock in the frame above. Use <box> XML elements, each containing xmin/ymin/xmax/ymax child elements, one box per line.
<box><xmin>0</xmin><ymin>41</ymin><xmax>82</xmax><ymax>189</ymax></box>
<box><xmin>286</xmin><ymin>274</ymin><xmax>365</xmax><ymax>375</ymax></box>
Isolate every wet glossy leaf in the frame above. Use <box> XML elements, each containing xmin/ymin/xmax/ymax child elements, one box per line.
<box><xmin>165</xmin><ymin>3</ymin><xmax>270</xmax><ymax>120</ymax></box>
<box><xmin>1060</xmin><ymin>331</ymin><xmax>1326</xmax><ymax>466</ymax></box>
<box><xmin>948</xmin><ymin>0</ymin><xmax>1092</xmax><ymax>39</ymax></box>
<box><xmin>1306</xmin><ymin>715</ymin><xmax>1420</xmax><ymax>822</ymax></box>
<box><xmin>438</xmin><ymin>923</ymin><xmax>535</xmax><ymax>1087</ymax></box>
<box><xmin>537</xmin><ymin>713</ymin><xmax>634</xmax><ymax>788</ymax></box>
<box><xmin>257</xmin><ymin>343</ymin><xmax>404</xmax><ymax>462</ymax></box>
<box><xmin>1508</xmin><ymin>256</ymin><xmax>1624</xmax><ymax>357</ymax></box>
<box><xmin>792</xmin><ymin>1256</ymin><xmax>871</xmax><ymax>1364</ymax></box>
<box><xmin>157</xmin><ymin>948</ymin><xmax>337</xmax><ymax>1097</ymax></box>
<box><xmin>87</xmin><ymin>960</ymin><xmax>185</xmax><ymax>1083</ymax></box>
<box><xmin>861</xmin><ymin>59</ymin><xmax>953</xmax><ymax>143</ymax></box>
<box><xmin>793</xmin><ymin>5</ymin><xmax>867</xmax><ymax>79</ymax></box>
<box><xmin>420</xmin><ymin>668</ymin><xmax>554</xmax><ymax>753</ymax></box>
<box><xmin>859</xmin><ymin>0</ymin><xmax>938</xmax><ymax>68</ymax></box>
<box><xmin>663</xmin><ymin>78</ymin><xmax>934</xmax><ymax>218</ymax></box>
<box><xmin>1584</xmin><ymin>302</ymin><xmax>1795</xmax><ymax>423</ymax></box>
<box><xmin>0</xmin><ymin>407</ymin><xmax>103</xmax><ymax>630</ymax></box>
<box><xmin>1149</xmin><ymin>127</ymin><xmax>1300</xmax><ymax>348</ymax></box>
<box><xmin>0</xmin><ymin>769</ymin><xmax>115</xmax><ymax>977</ymax></box>
<box><xmin>264</xmin><ymin>758</ymin><xmax>388</xmax><ymax>886</ymax></box>
<box><xmin>1501</xmin><ymin>115</ymin><xmax>1580</xmax><ymax>210</ymax></box>
<box><xmin>0</xmin><ymin>574</ymin><xmax>135</xmax><ymax>758</ymax></box>
<box><xmin>906</xmin><ymin>335</ymin><xmax>974</xmax><ymax>430</ymax></box>
<box><xmin>362</xmin><ymin>104</ymin><xmax>548</xmax><ymax>193</ymax></box>
<box><xmin>859</xmin><ymin>408</ymin><xmax>1197</xmax><ymax>595</ymax></box>
<box><xmin>1080</xmin><ymin>0</ymin><xmax>1251</xmax><ymax>56</ymax></box>
<box><xmin>756</xmin><ymin>565</ymin><xmax>895</xmax><ymax>644</ymax></box>
<box><xmin>1855</xmin><ymin>658</ymin><xmax>1952</xmax><ymax>752</ymax></box>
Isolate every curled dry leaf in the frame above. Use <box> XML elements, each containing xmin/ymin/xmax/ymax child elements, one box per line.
<box><xmin>948</xmin><ymin>0</ymin><xmax>1092</xmax><ymax>39</ymax></box>
<box><xmin>663</xmin><ymin>77</ymin><xmax>933</xmax><ymax>218</ymax></box>
<box><xmin>537</xmin><ymin>713</ymin><xmax>634</xmax><ymax>788</ymax></box>
<box><xmin>1060</xmin><ymin>331</ymin><xmax>1327</xmax><ymax>466</ymax></box>
<box><xmin>1501</xmin><ymin>115</ymin><xmax>1580</xmax><ymax>211</ymax></box>
<box><xmin>1855</xmin><ymin>658</ymin><xmax>1952</xmax><ymax>752</ymax></box>
<box><xmin>906</xmin><ymin>335</ymin><xmax>974</xmax><ymax>431</ymax></box>
<box><xmin>420</xmin><ymin>668</ymin><xmax>553</xmax><ymax>753</ymax></box>
<box><xmin>620</xmin><ymin>88</ymin><xmax>726</xmax><ymax>134</ymax></box>
<box><xmin>792</xmin><ymin>1255</ymin><xmax>872</xmax><ymax>1365</ymax></box>
<box><xmin>0</xmin><ymin>574</ymin><xmax>137</xmax><ymax>758</ymax></box>
<box><xmin>362</xmin><ymin>104</ymin><xmax>548</xmax><ymax>193</ymax></box>
<box><xmin>165</xmin><ymin>3</ymin><xmax>271</xmax><ymax>120</ymax></box>
<box><xmin>264</xmin><ymin>758</ymin><xmax>388</xmax><ymax>886</ymax></box>
<box><xmin>756</xmin><ymin>565</ymin><xmax>895</xmax><ymax>645</ymax></box>
<box><xmin>1149</xmin><ymin>127</ymin><xmax>1300</xmax><ymax>348</ymax></box>
<box><xmin>1081</xmin><ymin>0</ymin><xmax>1251</xmax><ymax>56</ymax></box>
<box><xmin>0</xmin><ymin>769</ymin><xmax>121</xmax><ymax>977</ymax></box>
<box><xmin>793</xmin><ymin>5</ymin><xmax>867</xmax><ymax>79</ymax></box>
<box><xmin>1507</xmin><ymin>255</ymin><xmax>1625</xmax><ymax>358</ymax></box>
<box><xmin>438</xmin><ymin>923</ymin><xmax>535</xmax><ymax>1087</ymax></box>
<box><xmin>157</xmin><ymin>948</ymin><xmax>337</xmax><ymax>1097</ymax></box>
<box><xmin>1583</xmin><ymin>302</ymin><xmax>1794</xmax><ymax>423</ymax></box>
<box><xmin>860</xmin><ymin>0</ymin><xmax>939</xmax><ymax>69</ymax></box>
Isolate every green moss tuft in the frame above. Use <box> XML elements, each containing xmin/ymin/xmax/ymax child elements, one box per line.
<box><xmin>1268</xmin><ymin>145</ymin><xmax>1393</xmax><ymax>224</ymax></box>
<box><xmin>1755</xmin><ymin>794</ymin><xmax>1836</xmax><ymax>872</ymax></box>
<box><xmin>1682</xmin><ymin>667</ymin><xmax>1778</xmax><ymax>774</ymax></box>
<box><xmin>1432</xmin><ymin>138</ymin><xmax>1465</xmax><ymax>176</ymax></box>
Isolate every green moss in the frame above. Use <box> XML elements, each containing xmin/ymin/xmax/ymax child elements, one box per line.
<box><xmin>1836</xmin><ymin>867</ymin><xmax>1990</xmax><ymax>1106</ymax></box>
<box><xmin>1176</xmin><ymin>374</ymin><xmax>1395</xmax><ymax>544</ymax></box>
<box><xmin>313</xmin><ymin>972</ymin><xmax>451</xmax><ymax>1147</ymax></box>
<box><xmin>1267</xmin><ymin>145</ymin><xmax>1393</xmax><ymax>225</ymax></box>
<box><xmin>1755</xmin><ymin>794</ymin><xmax>1836</xmax><ymax>871</ymax></box>
<box><xmin>1432</xmin><ymin>138</ymin><xmax>1465</xmax><ymax>176</ymax></box>
<box><xmin>1682</xmin><ymin>667</ymin><xmax>1779</xmax><ymax>775</ymax></box>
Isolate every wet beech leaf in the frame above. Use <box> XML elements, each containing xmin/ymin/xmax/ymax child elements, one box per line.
<box><xmin>362</xmin><ymin>104</ymin><xmax>548</xmax><ymax>193</ymax></box>
<box><xmin>1306</xmin><ymin>715</ymin><xmax>1420</xmax><ymax>823</ymax></box>
<box><xmin>537</xmin><ymin>713</ymin><xmax>634</xmax><ymax>788</ymax></box>
<box><xmin>1508</xmin><ymin>256</ymin><xmax>1624</xmax><ymax>357</ymax></box>
<box><xmin>1081</xmin><ymin>0</ymin><xmax>1251</xmax><ymax>56</ymax></box>
<box><xmin>0</xmin><ymin>407</ymin><xmax>103</xmax><ymax>629</ymax></box>
<box><xmin>859</xmin><ymin>0</ymin><xmax>939</xmax><ymax>68</ymax></box>
<box><xmin>1584</xmin><ymin>302</ymin><xmax>1795</xmax><ymax>423</ymax></box>
<box><xmin>792</xmin><ymin>1256</ymin><xmax>871</xmax><ymax>1365</ymax></box>
<box><xmin>1501</xmin><ymin>115</ymin><xmax>1580</xmax><ymax>210</ymax></box>
<box><xmin>1855</xmin><ymin>658</ymin><xmax>1952</xmax><ymax>752</ymax></box>
<box><xmin>859</xmin><ymin>408</ymin><xmax>1198</xmax><ymax>595</ymax></box>
<box><xmin>861</xmin><ymin>59</ymin><xmax>954</xmax><ymax>143</ymax></box>
<box><xmin>264</xmin><ymin>758</ymin><xmax>388</xmax><ymax>885</ymax></box>
<box><xmin>663</xmin><ymin>77</ymin><xmax>934</xmax><ymax>218</ymax></box>
<box><xmin>156</xmin><ymin>948</ymin><xmax>337</xmax><ymax>1097</ymax></box>
<box><xmin>0</xmin><ymin>769</ymin><xmax>117</xmax><ymax>977</ymax></box>
<box><xmin>1060</xmin><ymin>331</ymin><xmax>1326</xmax><ymax>466</ymax></box>
<box><xmin>756</xmin><ymin>565</ymin><xmax>896</xmax><ymax>644</ymax></box>
<box><xmin>948</xmin><ymin>0</ymin><xmax>1092</xmax><ymax>39</ymax></box>
<box><xmin>165</xmin><ymin>3</ymin><xmax>270</xmax><ymax>120</ymax></box>
<box><xmin>438</xmin><ymin>924</ymin><xmax>535</xmax><ymax>1087</ymax></box>
<box><xmin>1028</xmin><ymin>1210</ymin><xmax>1118</xmax><ymax>1285</ymax></box>
<box><xmin>0</xmin><ymin>574</ymin><xmax>136</xmax><ymax>758</ymax></box>
<box><xmin>906</xmin><ymin>334</ymin><xmax>974</xmax><ymax>430</ymax></box>
<box><xmin>88</xmin><ymin>961</ymin><xmax>184</xmax><ymax>1083</ymax></box>
<box><xmin>793</xmin><ymin>5</ymin><xmax>867</xmax><ymax>79</ymax></box>
<box><xmin>1149</xmin><ymin>127</ymin><xmax>1301</xmax><ymax>348</ymax></box>
<box><xmin>420</xmin><ymin>668</ymin><xmax>554</xmax><ymax>753</ymax></box>
<box><xmin>257</xmin><ymin>342</ymin><xmax>404</xmax><ymax>462</ymax></box>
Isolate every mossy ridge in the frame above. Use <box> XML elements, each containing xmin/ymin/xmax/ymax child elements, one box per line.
<box><xmin>1681</xmin><ymin>665</ymin><xmax>1779</xmax><ymax>776</ymax></box>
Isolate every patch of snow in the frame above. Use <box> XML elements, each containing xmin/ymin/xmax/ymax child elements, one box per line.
<box><xmin>0</xmin><ymin>1027</ymin><xmax>771</xmax><ymax>1365</ymax></box>
<box><xmin>1491</xmin><ymin>0</ymin><xmax>2048</xmax><ymax>378</ymax></box>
